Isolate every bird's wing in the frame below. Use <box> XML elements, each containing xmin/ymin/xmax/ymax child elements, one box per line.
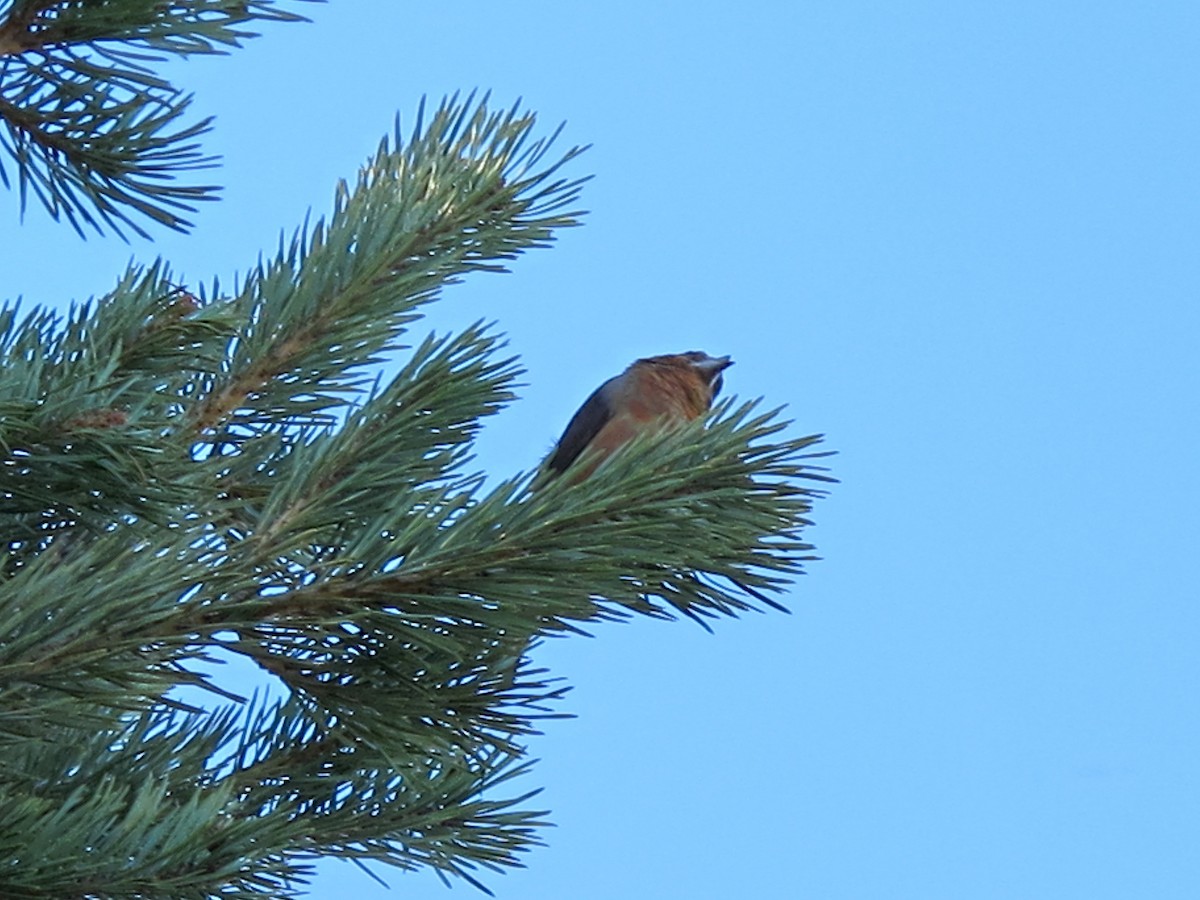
<box><xmin>545</xmin><ymin>377</ymin><xmax>618</xmax><ymax>474</ymax></box>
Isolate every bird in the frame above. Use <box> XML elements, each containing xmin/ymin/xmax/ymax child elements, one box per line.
<box><xmin>542</xmin><ymin>350</ymin><xmax>787</xmax><ymax>620</ymax></box>
<box><xmin>545</xmin><ymin>351</ymin><xmax>733</xmax><ymax>482</ymax></box>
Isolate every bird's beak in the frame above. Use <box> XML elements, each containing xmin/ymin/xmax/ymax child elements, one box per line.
<box><xmin>695</xmin><ymin>355</ymin><xmax>733</xmax><ymax>375</ymax></box>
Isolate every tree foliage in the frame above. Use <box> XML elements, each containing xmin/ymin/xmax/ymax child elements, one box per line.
<box><xmin>0</xmin><ymin>0</ymin><xmax>311</xmax><ymax>236</ymax></box>
<box><xmin>0</xmin><ymin>2</ymin><xmax>833</xmax><ymax>896</ymax></box>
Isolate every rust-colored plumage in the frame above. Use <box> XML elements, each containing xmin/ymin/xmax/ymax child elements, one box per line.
<box><xmin>546</xmin><ymin>351</ymin><xmax>733</xmax><ymax>482</ymax></box>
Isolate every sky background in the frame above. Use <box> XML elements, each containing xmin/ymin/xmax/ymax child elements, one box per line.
<box><xmin>4</xmin><ymin>2</ymin><xmax>1199</xmax><ymax>898</ymax></box>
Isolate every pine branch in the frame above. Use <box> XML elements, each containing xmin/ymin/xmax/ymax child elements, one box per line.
<box><xmin>0</xmin><ymin>395</ymin><xmax>828</xmax><ymax>751</ymax></box>
<box><xmin>0</xmin><ymin>86</ymin><xmax>831</xmax><ymax>895</ymax></box>
<box><xmin>0</xmin><ymin>1</ymin><xmax>312</xmax><ymax>57</ymax></box>
<box><xmin>190</xmin><ymin>95</ymin><xmax>586</xmax><ymax>439</ymax></box>
<box><xmin>0</xmin><ymin>265</ymin><xmax>235</xmax><ymax>558</ymax></box>
<box><xmin>0</xmin><ymin>0</ymin><xmax>313</xmax><ymax>236</ymax></box>
<box><xmin>0</xmin><ymin>54</ymin><xmax>216</xmax><ymax>236</ymax></box>
<box><xmin>0</xmin><ymin>687</ymin><xmax>555</xmax><ymax>897</ymax></box>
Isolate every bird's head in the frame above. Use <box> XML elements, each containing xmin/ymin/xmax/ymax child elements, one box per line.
<box><xmin>681</xmin><ymin>350</ymin><xmax>733</xmax><ymax>398</ymax></box>
<box><xmin>641</xmin><ymin>350</ymin><xmax>734</xmax><ymax>401</ymax></box>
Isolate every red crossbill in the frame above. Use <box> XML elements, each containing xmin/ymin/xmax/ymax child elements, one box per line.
<box><xmin>541</xmin><ymin>350</ymin><xmax>792</xmax><ymax>617</ymax></box>
<box><xmin>545</xmin><ymin>351</ymin><xmax>733</xmax><ymax>482</ymax></box>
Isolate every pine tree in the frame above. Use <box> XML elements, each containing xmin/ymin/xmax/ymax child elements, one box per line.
<box><xmin>0</xmin><ymin>2</ymin><xmax>833</xmax><ymax>896</ymax></box>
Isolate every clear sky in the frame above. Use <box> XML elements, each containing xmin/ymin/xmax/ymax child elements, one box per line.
<box><xmin>4</xmin><ymin>2</ymin><xmax>1199</xmax><ymax>898</ymax></box>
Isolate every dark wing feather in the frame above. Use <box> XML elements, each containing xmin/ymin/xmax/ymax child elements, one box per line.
<box><xmin>546</xmin><ymin>377</ymin><xmax>617</xmax><ymax>474</ymax></box>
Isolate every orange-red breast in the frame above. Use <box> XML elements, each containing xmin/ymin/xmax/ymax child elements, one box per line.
<box><xmin>546</xmin><ymin>351</ymin><xmax>733</xmax><ymax>482</ymax></box>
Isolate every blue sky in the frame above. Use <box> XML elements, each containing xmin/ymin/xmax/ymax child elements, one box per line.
<box><xmin>4</xmin><ymin>2</ymin><xmax>1199</xmax><ymax>897</ymax></box>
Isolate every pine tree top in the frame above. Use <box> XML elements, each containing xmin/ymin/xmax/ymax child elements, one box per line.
<box><xmin>0</xmin><ymin>4</ymin><xmax>832</xmax><ymax>895</ymax></box>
